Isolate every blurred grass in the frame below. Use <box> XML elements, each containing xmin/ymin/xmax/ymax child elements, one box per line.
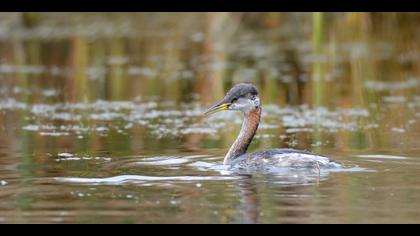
<box><xmin>312</xmin><ymin>12</ymin><xmax>324</xmax><ymax>108</ymax></box>
<box><xmin>0</xmin><ymin>13</ymin><xmax>417</xmax><ymax>104</ymax></box>
<box><xmin>0</xmin><ymin>12</ymin><xmax>418</xmax><ymax>154</ymax></box>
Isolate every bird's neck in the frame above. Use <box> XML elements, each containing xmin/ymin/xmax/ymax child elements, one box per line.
<box><xmin>224</xmin><ymin>107</ymin><xmax>261</xmax><ymax>165</ymax></box>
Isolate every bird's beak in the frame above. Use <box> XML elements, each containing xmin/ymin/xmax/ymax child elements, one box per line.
<box><xmin>204</xmin><ymin>102</ymin><xmax>231</xmax><ymax>116</ymax></box>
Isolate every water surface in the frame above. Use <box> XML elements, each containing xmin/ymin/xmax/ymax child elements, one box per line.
<box><xmin>0</xmin><ymin>13</ymin><xmax>419</xmax><ymax>223</ymax></box>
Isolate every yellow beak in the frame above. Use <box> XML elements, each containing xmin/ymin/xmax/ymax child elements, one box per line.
<box><xmin>204</xmin><ymin>103</ymin><xmax>231</xmax><ymax>116</ymax></box>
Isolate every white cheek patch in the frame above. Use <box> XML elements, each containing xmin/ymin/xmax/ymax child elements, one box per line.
<box><xmin>230</xmin><ymin>97</ymin><xmax>260</xmax><ymax>112</ymax></box>
<box><xmin>253</xmin><ymin>97</ymin><xmax>260</xmax><ymax>107</ymax></box>
<box><xmin>230</xmin><ymin>102</ymin><xmax>248</xmax><ymax>111</ymax></box>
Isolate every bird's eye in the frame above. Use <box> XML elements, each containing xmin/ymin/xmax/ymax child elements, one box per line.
<box><xmin>231</xmin><ymin>98</ymin><xmax>238</xmax><ymax>103</ymax></box>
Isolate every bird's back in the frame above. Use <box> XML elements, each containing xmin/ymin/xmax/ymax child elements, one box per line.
<box><xmin>228</xmin><ymin>148</ymin><xmax>341</xmax><ymax>169</ymax></box>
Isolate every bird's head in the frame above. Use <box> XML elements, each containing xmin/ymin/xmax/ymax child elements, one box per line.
<box><xmin>204</xmin><ymin>83</ymin><xmax>260</xmax><ymax>116</ymax></box>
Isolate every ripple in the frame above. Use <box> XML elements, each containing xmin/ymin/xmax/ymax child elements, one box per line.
<box><xmin>136</xmin><ymin>156</ymin><xmax>191</xmax><ymax>166</ymax></box>
<box><xmin>55</xmin><ymin>153</ymin><xmax>112</xmax><ymax>162</ymax></box>
<box><xmin>356</xmin><ymin>154</ymin><xmax>409</xmax><ymax>160</ymax></box>
<box><xmin>188</xmin><ymin>161</ymin><xmax>230</xmax><ymax>174</ymax></box>
<box><xmin>54</xmin><ymin>175</ymin><xmax>241</xmax><ymax>185</ymax></box>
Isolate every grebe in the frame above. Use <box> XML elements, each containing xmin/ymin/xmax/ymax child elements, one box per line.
<box><xmin>204</xmin><ymin>83</ymin><xmax>341</xmax><ymax>169</ymax></box>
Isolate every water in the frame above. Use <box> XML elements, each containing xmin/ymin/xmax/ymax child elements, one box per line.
<box><xmin>0</xmin><ymin>13</ymin><xmax>420</xmax><ymax>223</ymax></box>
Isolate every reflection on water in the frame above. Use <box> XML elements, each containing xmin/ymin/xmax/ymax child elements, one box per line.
<box><xmin>0</xmin><ymin>13</ymin><xmax>420</xmax><ymax>223</ymax></box>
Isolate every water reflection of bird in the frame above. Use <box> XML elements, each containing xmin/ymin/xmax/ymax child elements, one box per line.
<box><xmin>204</xmin><ymin>83</ymin><xmax>340</xmax><ymax>169</ymax></box>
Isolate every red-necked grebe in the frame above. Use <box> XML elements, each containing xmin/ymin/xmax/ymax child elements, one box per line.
<box><xmin>204</xmin><ymin>83</ymin><xmax>341</xmax><ymax>169</ymax></box>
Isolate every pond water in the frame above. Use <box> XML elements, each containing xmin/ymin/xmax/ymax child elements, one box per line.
<box><xmin>0</xmin><ymin>13</ymin><xmax>419</xmax><ymax>223</ymax></box>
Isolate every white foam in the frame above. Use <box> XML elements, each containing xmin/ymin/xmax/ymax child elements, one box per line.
<box><xmin>356</xmin><ymin>154</ymin><xmax>408</xmax><ymax>160</ymax></box>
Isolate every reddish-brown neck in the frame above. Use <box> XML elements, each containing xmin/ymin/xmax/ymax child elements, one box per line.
<box><xmin>224</xmin><ymin>107</ymin><xmax>261</xmax><ymax>165</ymax></box>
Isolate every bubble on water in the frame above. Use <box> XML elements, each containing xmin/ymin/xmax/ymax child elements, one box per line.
<box><xmin>258</xmin><ymin>124</ymin><xmax>280</xmax><ymax>129</ymax></box>
<box><xmin>58</xmin><ymin>153</ymin><xmax>74</xmax><ymax>158</ymax></box>
<box><xmin>51</xmin><ymin>113</ymin><xmax>81</xmax><ymax>121</ymax></box>
<box><xmin>408</xmin><ymin>119</ymin><xmax>416</xmax><ymax>125</ymax></box>
<box><xmin>365</xmin><ymin>78</ymin><xmax>419</xmax><ymax>92</ymax></box>
<box><xmin>124</xmin><ymin>123</ymin><xmax>133</xmax><ymax>129</ymax></box>
<box><xmin>127</xmin><ymin>67</ymin><xmax>157</xmax><ymax>77</ymax></box>
<box><xmin>287</xmin><ymin>140</ymin><xmax>299</xmax><ymax>147</ymax></box>
<box><xmin>42</xmin><ymin>89</ymin><xmax>58</xmax><ymax>97</ymax></box>
<box><xmin>311</xmin><ymin>141</ymin><xmax>323</xmax><ymax>147</ymax></box>
<box><xmin>341</xmin><ymin>108</ymin><xmax>369</xmax><ymax>117</ymax></box>
<box><xmin>180</xmin><ymin>127</ymin><xmax>216</xmax><ymax>135</ymax></box>
<box><xmin>365</xmin><ymin>123</ymin><xmax>380</xmax><ymax>129</ymax></box>
<box><xmin>397</xmin><ymin>52</ymin><xmax>420</xmax><ymax>64</ymax></box>
<box><xmin>40</xmin><ymin>132</ymin><xmax>70</xmax><ymax>136</ymax></box>
<box><xmin>87</xmin><ymin>66</ymin><xmax>106</xmax><ymax>81</ymax></box>
<box><xmin>4</xmin><ymin>97</ymin><xmax>378</xmax><ymax>140</ymax></box>
<box><xmin>254</xmin><ymin>134</ymin><xmax>276</xmax><ymax>139</ymax></box>
<box><xmin>391</xmin><ymin>128</ymin><xmax>406</xmax><ymax>133</ymax></box>
<box><xmin>286</xmin><ymin>128</ymin><xmax>314</xmax><ymax>133</ymax></box>
<box><xmin>57</xmin><ymin>157</ymin><xmax>81</xmax><ymax>161</ymax></box>
<box><xmin>278</xmin><ymin>106</ymin><xmax>371</xmax><ymax>133</ymax></box>
<box><xmin>12</xmin><ymin>86</ymin><xmax>25</xmax><ymax>95</ymax></box>
<box><xmin>107</xmin><ymin>56</ymin><xmax>128</xmax><ymax>65</ymax></box>
<box><xmin>96</xmin><ymin>127</ymin><xmax>109</xmax><ymax>132</ymax></box>
<box><xmin>383</xmin><ymin>96</ymin><xmax>406</xmax><ymax>103</ymax></box>
<box><xmin>0</xmin><ymin>64</ymin><xmax>45</xmax><ymax>74</ymax></box>
<box><xmin>191</xmin><ymin>32</ymin><xmax>204</xmax><ymax>42</ymax></box>
<box><xmin>90</xmin><ymin>112</ymin><xmax>124</xmax><ymax>121</ymax></box>
<box><xmin>23</xmin><ymin>125</ymin><xmax>40</xmax><ymax>131</ymax></box>
<box><xmin>0</xmin><ymin>99</ymin><xmax>27</xmax><ymax>110</ymax></box>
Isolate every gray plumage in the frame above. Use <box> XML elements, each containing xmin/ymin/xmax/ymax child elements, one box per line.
<box><xmin>219</xmin><ymin>83</ymin><xmax>259</xmax><ymax>104</ymax></box>
<box><xmin>228</xmin><ymin>149</ymin><xmax>341</xmax><ymax>169</ymax></box>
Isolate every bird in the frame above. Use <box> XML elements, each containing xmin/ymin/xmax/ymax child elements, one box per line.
<box><xmin>204</xmin><ymin>83</ymin><xmax>341</xmax><ymax>169</ymax></box>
